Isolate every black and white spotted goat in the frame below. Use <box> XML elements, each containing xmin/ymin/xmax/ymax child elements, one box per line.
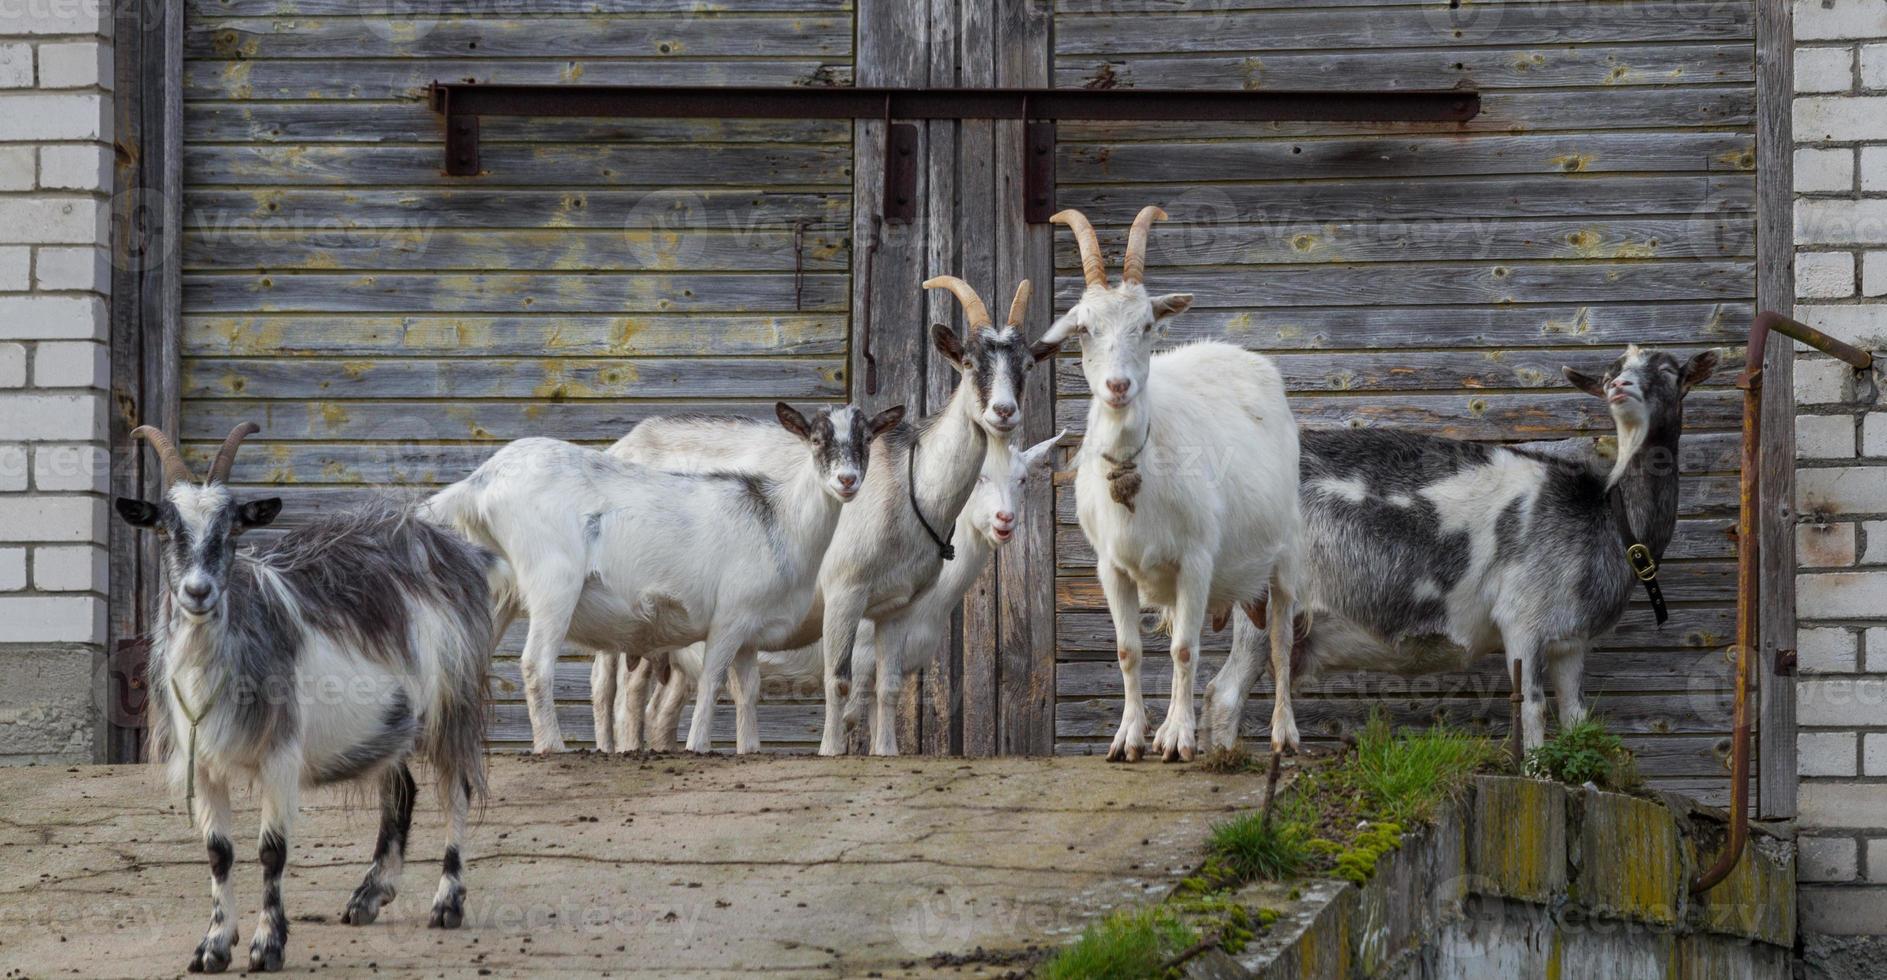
<box><xmin>1204</xmin><ymin>344</ymin><xmax>1723</xmax><ymax>752</ymax></box>
<box><xmin>115</xmin><ymin>423</ymin><xmax>495</xmax><ymax>974</ymax></box>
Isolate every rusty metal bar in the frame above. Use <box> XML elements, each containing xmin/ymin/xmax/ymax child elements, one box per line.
<box><xmin>1509</xmin><ymin>659</ymin><xmax>1526</xmax><ymax>772</ymax></box>
<box><xmin>427</xmin><ymin>83</ymin><xmax>1481</xmax><ymax>217</ymax></box>
<box><xmin>1692</xmin><ymin>312</ymin><xmax>1873</xmax><ymax>895</ymax></box>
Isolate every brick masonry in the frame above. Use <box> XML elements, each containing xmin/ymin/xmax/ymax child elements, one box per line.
<box><xmin>0</xmin><ymin>1</ymin><xmax>111</xmax><ymax>764</ymax></box>
<box><xmin>1792</xmin><ymin>0</ymin><xmax>1887</xmax><ymax>942</ymax></box>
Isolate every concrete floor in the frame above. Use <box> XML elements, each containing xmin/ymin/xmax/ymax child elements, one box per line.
<box><xmin>0</xmin><ymin>753</ymin><xmax>1270</xmax><ymax>978</ymax></box>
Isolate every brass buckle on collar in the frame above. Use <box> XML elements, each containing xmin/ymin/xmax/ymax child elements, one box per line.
<box><xmin>1626</xmin><ymin>543</ymin><xmax>1658</xmax><ymax>582</ymax></box>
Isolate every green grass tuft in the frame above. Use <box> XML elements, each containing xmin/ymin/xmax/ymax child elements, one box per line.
<box><xmin>1207</xmin><ymin>810</ymin><xmax>1311</xmax><ymax>882</ymax></box>
<box><xmin>1525</xmin><ymin>715</ymin><xmax>1642</xmax><ymax>792</ymax></box>
<box><xmin>1342</xmin><ymin>712</ymin><xmax>1501</xmax><ymax>827</ymax></box>
<box><xmin>1038</xmin><ymin>906</ymin><xmax>1199</xmax><ymax>980</ymax></box>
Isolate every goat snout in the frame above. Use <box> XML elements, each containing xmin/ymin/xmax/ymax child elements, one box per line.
<box><xmin>179</xmin><ymin>577</ymin><xmax>215</xmax><ymax>612</ymax></box>
<box><xmin>990</xmin><ymin>402</ymin><xmax>1017</xmax><ymax>425</ymax></box>
<box><xmin>833</xmin><ymin>472</ymin><xmax>860</xmax><ymax>499</ymax></box>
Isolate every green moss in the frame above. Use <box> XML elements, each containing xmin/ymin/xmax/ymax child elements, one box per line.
<box><xmin>1169</xmin><ymin>893</ymin><xmax>1257</xmax><ymax>955</ymax></box>
<box><xmin>1330</xmin><ymin>821</ymin><xmax>1405</xmax><ymax>885</ymax></box>
<box><xmin>1256</xmin><ymin>907</ymin><xmax>1281</xmax><ymax>927</ymax></box>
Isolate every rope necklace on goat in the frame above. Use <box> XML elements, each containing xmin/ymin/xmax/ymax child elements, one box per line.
<box><xmin>1100</xmin><ymin>416</ymin><xmax>1152</xmax><ymax>512</ymax></box>
<box><xmin>907</xmin><ymin>433</ymin><xmax>955</xmax><ymax>561</ymax></box>
<box><xmin>169</xmin><ymin>672</ymin><xmax>225</xmax><ymax>823</ymax></box>
<box><xmin>1607</xmin><ymin>484</ymin><xmax>1668</xmax><ymax>626</ymax></box>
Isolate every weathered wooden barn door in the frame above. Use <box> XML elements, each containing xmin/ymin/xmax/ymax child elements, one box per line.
<box><xmin>1049</xmin><ymin>1</ymin><xmax>1757</xmax><ymax>801</ymax></box>
<box><xmin>856</xmin><ymin>1</ymin><xmax>1058</xmax><ymax>756</ymax></box>
<box><xmin>177</xmin><ymin>1</ymin><xmax>856</xmax><ymax>749</ymax></box>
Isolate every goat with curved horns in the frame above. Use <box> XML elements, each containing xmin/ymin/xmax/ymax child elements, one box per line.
<box><xmin>1034</xmin><ymin>206</ymin><xmax>1305</xmax><ymax>760</ymax></box>
<box><xmin>603</xmin><ymin>275</ymin><xmax>1047</xmax><ymax>754</ymax></box>
<box><xmin>116</xmin><ymin>423</ymin><xmax>496</xmax><ymax>973</ymax></box>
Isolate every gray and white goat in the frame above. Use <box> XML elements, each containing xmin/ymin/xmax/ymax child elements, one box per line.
<box><xmin>613</xmin><ymin>428</ymin><xmax>1064</xmax><ymax>755</ymax></box>
<box><xmin>1204</xmin><ymin>345</ymin><xmax>1722</xmax><ymax>752</ymax></box>
<box><xmin>428</xmin><ymin>402</ymin><xmax>900</xmax><ymax>754</ymax></box>
<box><xmin>1034</xmin><ymin>207</ymin><xmax>1304</xmax><ymax>761</ymax></box>
<box><xmin>115</xmin><ymin>424</ymin><xmax>494</xmax><ymax>974</ymax></box>
<box><xmin>607</xmin><ymin>276</ymin><xmax>1048</xmax><ymax>754</ymax></box>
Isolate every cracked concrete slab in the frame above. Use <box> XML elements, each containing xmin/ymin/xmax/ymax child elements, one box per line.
<box><xmin>0</xmin><ymin>754</ymin><xmax>1269</xmax><ymax>978</ymax></box>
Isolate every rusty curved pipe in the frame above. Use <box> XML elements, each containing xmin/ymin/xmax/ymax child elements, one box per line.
<box><xmin>1692</xmin><ymin>312</ymin><xmax>1872</xmax><ymax>895</ymax></box>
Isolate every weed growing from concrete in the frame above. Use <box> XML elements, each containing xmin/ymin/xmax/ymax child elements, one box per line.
<box><xmin>1038</xmin><ymin>905</ymin><xmax>1198</xmax><ymax>980</ymax></box>
<box><xmin>1524</xmin><ymin>714</ymin><xmax>1642</xmax><ymax>792</ymax></box>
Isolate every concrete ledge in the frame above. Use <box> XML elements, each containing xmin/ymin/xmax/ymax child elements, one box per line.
<box><xmin>0</xmin><ymin>645</ymin><xmax>102</xmax><ymax>764</ymax></box>
<box><xmin>1202</xmin><ymin>776</ymin><xmax>1795</xmax><ymax>979</ymax></box>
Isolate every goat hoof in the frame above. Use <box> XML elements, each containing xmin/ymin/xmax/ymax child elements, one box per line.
<box><xmin>341</xmin><ymin>889</ymin><xmax>384</xmax><ymax>926</ymax></box>
<box><xmin>247</xmin><ymin>940</ymin><xmax>284</xmax><ymax>973</ymax></box>
<box><xmin>1178</xmin><ymin>742</ymin><xmax>1196</xmax><ymax>763</ymax></box>
<box><xmin>189</xmin><ymin>938</ymin><xmax>232</xmax><ymax>974</ymax></box>
<box><xmin>1125</xmin><ymin>745</ymin><xmax>1144</xmax><ymax>763</ymax></box>
<box><xmin>429</xmin><ymin>902</ymin><xmax>465</xmax><ymax>930</ymax></box>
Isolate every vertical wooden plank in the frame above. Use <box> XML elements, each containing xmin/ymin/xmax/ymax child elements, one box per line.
<box><xmin>856</xmin><ymin>0</ymin><xmax>931</xmax><ymax>754</ymax></box>
<box><xmin>994</xmin><ymin>0</ymin><xmax>1056</xmax><ymax>755</ymax></box>
<box><xmin>1754</xmin><ymin>0</ymin><xmax>1796</xmax><ymax>820</ymax></box>
<box><xmin>106</xmin><ymin>0</ymin><xmax>146</xmax><ymax>766</ymax></box>
<box><xmin>914</xmin><ymin>0</ymin><xmax>961</xmax><ymax>756</ymax></box>
<box><xmin>955</xmin><ymin>0</ymin><xmax>1002</xmax><ymax>758</ymax></box>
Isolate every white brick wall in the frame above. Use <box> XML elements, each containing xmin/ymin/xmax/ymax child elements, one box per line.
<box><xmin>0</xmin><ymin>2</ymin><xmax>111</xmax><ymax>765</ymax></box>
<box><xmin>1793</xmin><ymin>0</ymin><xmax>1887</xmax><ymax>940</ymax></box>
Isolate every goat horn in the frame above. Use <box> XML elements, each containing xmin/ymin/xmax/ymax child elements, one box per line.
<box><xmin>206</xmin><ymin>421</ymin><xmax>260</xmax><ymax>485</ymax></box>
<box><xmin>130</xmin><ymin>425</ymin><xmax>196</xmax><ymax>488</ymax></box>
<box><xmin>1050</xmin><ymin>209</ymin><xmax>1107</xmax><ymax>290</ymax></box>
<box><xmin>923</xmin><ymin>275</ymin><xmax>992</xmax><ymax>329</ymax></box>
<box><xmin>1122</xmin><ymin>205</ymin><xmax>1168</xmax><ymax>286</ymax></box>
<box><xmin>1005</xmin><ymin>279</ymin><xmax>1033</xmax><ymax>327</ymax></box>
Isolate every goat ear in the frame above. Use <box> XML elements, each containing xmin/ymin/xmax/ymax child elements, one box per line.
<box><xmin>115</xmin><ymin>497</ymin><xmax>159</xmax><ymax>528</ymax></box>
<box><xmin>1151</xmin><ymin>293</ymin><xmax>1193</xmax><ymax>322</ymax></box>
<box><xmin>775</xmin><ymin>402</ymin><xmax>812</xmax><ymax>440</ymax></box>
<box><xmin>239</xmin><ymin>497</ymin><xmax>282</xmax><ymax>529</ymax></box>
<box><xmin>1680</xmin><ymin>348</ymin><xmax>1721</xmax><ymax>394</ymax></box>
<box><xmin>1022</xmin><ymin>429</ymin><xmax>1068</xmax><ymax>470</ymax></box>
<box><xmin>1563</xmin><ymin>367</ymin><xmax>1607</xmax><ymax>398</ymax></box>
<box><xmin>868</xmin><ymin>405</ymin><xmax>906</xmax><ymax>438</ymax></box>
<box><xmin>1030</xmin><ymin>310</ymin><xmax>1081</xmax><ymax>362</ymax></box>
<box><xmin>931</xmin><ymin>323</ymin><xmax>967</xmax><ymax>369</ymax></box>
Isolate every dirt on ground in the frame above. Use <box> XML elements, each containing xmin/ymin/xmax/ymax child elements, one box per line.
<box><xmin>0</xmin><ymin>753</ymin><xmax>1271</xmax><ymax>978</ymax></box>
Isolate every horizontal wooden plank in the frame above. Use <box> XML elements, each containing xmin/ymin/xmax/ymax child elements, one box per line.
<box><xmin>1054</xmin><ymin>604</ymin><xmax>1738</xmax><ymax>657</ymax></box>
<box><xmin>181</xmin><ymin>272</ymin><xmax>848</xmax><ymax>313</ymax></box>
<box><xmin>181</xmin><ymin>356</ymin><xmax>846</xmax><ymax>400</ymax></box>
<box><xmin>183</xmin><ymin>57</ymin><xmax>853</xmax><ymax>101</ymax></box>
<box><xmin>186</xmin><ymin>15</ymin><xmax>852</xmax><ymax>60</ymax></box>
<box><xmin>1054</xmin><ymin>218</ymin><xmax>1750</xmax><ymax>268</ymax></box>
<box><xmin>183</xmin><ymin>228</ymin><xmax>850</xmax><ymax>273</ymax></box>
<box><xmin>1115</xmin><ymin>302</ymin><xmax>1757</xmax><ymax>351</ymax></box>
<box><xmin>1056</xmin><ymin>4</ymin><xmax>1752</xmax><ymax>55</ymax></box>
<box><xmin>180</xmin><ymin>399</ymin><xmax>788</xmax><ymax>442</ymax></box>
<box><xmin>1055</xmin><ymin>345</ymin><xmax>1735</xmax><ymax>395</ymax></box>
<box><xmin>1055</xmin><ymin>692</ymin><xmax>1737</xmax><ymax>738</ymax></box>
<box><xmin>1051</xmin><ymin>391</ymin><xmax>1746</xmax><ymax>441</ymax></box>
<box><xmin>182</xmin><ymin>314</ymin><xmax>847</xmax><ymax>357</ymax></box>
<box><xmin>196</xmin><ymin>0</ymin><xmax>853</xmax><ymax>16</ymax></box>
<box><xmin>1062</xmin><ymin>132</ymin><xmax>1753</xmax><ymax>184</ymax></box>
<box><xmin>1051</xmin><ymin>261</ymin><xmax>1752</xmax><ymax>308</ymax></box>
<box><xmin>184</xmin><ymin>188</ymin><xmax>851</xmax><ymax>230</ymax></box>
<box><xmin>487</xmin><ymin>702</ymin><xmax>825</xmax><ymax>748</ymax></box>
<box><xmin>1054</xmin><ymin>561</ymin><xmax>1737</xmax><ymax>612</ymax></box>
<box><xmin>1057</xmin><ymin>89</ymin><xmax>1751</xmax><ymax>141</ymax></box>
<box><xmin>184</xmin><ymin>143</ymin><xmax>853</xmax><ymax>187</ymax></box>
<box><xmin>1055</xmin><ymin>175</ymin><xmax>1754</xmax><ymax>222</ymax></box>
<box><xmin>1050</xmin><ymin>734</ymin><xmax>1733</xmax><ymax>781</ymax></box>
<box><xmin>1053</xmin><ymin>43</ymin><xmax>1755</xmax><ymax>91</ymax></box>
<box><xmin>1054</xmin><ymin>473</ymin><xmax>1740</xmax><ymax>524</ymax></box>
<box><xmin>1058</xmin><ymin>516</ymin><xmax>1739</xmax><ymax>571</ymax></box>
<box><xmin>186</xmin><ymin>103</ymin><xmax>852</xmax><ymax>145</ymax></box>
<box><xmin>1054</xmin><ymin>651</ymin><xmax>1736</xmax><ymax>701</ymax></box>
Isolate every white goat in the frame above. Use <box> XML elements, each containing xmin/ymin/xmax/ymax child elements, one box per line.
<box><xmin>1035</xmin><ymin>207</ymin><xmax>1304</xmax><ymax>761</ymax></box>
<box><xmin>115</xmin><ymin>424</ymin><xmax>495</xmax><ymax>973</ymax></box>
<box><xmin>606</xmin><ymin>276</ymin><xmax>1046</xmax><ymax>754</ymax></box>
<box><xmin>611</xmin><ymin>428</ymin><xmax>1064</xmax><ymax>754</ymax></box>
<box><xmin>427</xmin><ymin>402</ymin><xmax>901</xmax><ymax>754</ymax></box>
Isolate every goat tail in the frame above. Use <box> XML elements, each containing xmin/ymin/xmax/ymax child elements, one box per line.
<box><xmin>425</xmin><ymin>596</ymin><xmax>495</xmax><ymax>813</ymax></box>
